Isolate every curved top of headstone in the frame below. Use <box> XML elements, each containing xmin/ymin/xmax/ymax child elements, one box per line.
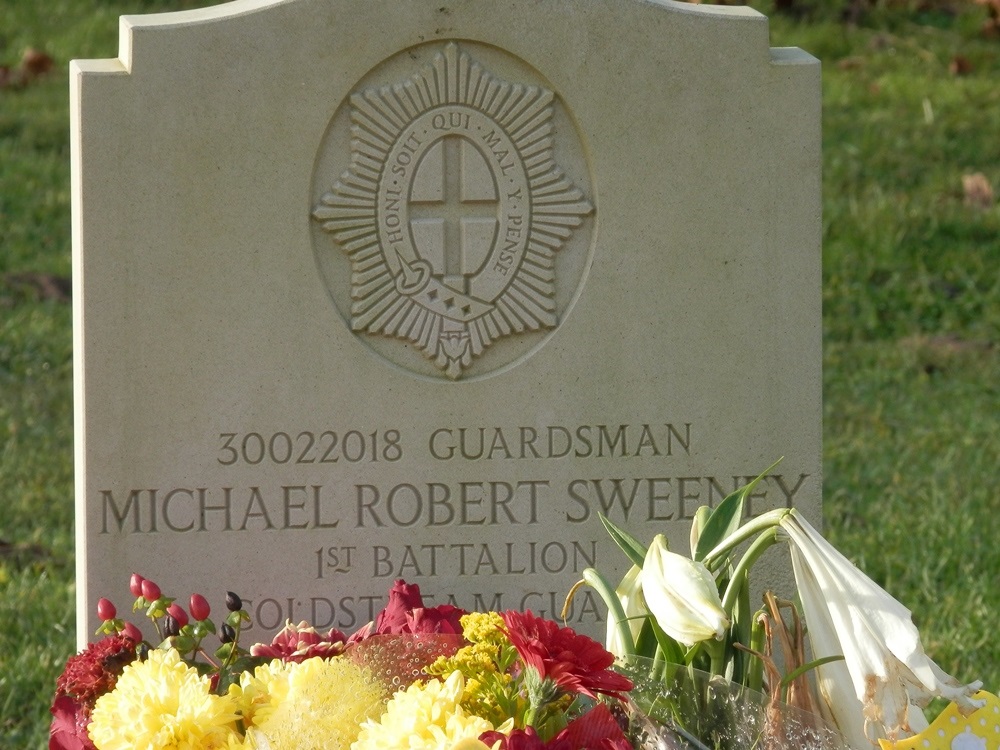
<box><xmin>100</xmin><ymin>0</ymin><xmax>787</xmax><ymax>73</ymax></box>
<box><xmin>71</xmin><ymin>0</ymin><xmax>820</xmax><ymax>646</ymax></box>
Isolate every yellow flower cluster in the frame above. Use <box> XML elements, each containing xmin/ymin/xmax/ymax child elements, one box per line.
<box><xmin>88</xmin><ymin>648</ymin><xmax>239</xmax><ymax>750</ymax></box>
<box><xmin>233</xmin><ymin>657</ymin><xmax>385</xmax><ymax>750</ymax></box>
<box><xmin>352</xmin><ymin>671</ymin><xmax>495</xmax><ymax>750</ymax></box>
<box><xmin>427</xmin><ymin>612</ymin><xmax>519</xmax><ymax>727</ymax></box>
<box><xmin>460</xmin><ymin>612</ymin><xmax>508</xmax><ymax>648</ymax></box>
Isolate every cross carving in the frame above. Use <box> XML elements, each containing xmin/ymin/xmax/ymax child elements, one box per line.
<box><xmin>408</xmin><ymin>135</ymin><xmax>499</xmax><ymax>294</ymax></box>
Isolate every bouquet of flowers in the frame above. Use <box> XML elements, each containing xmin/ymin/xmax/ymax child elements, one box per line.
<box><xmin>50</xmin><ymin>576</ymin><xmax>635</xmax><ymax>750</ymax></box>
<box><xmin>574</xmin><ymin>467</ymin><xmax>985</xmax><ymax>750</ymax></box>
<box><xmin>50</xmin><ymin>470</ymin><xmax>988</xmax><ymax>750</ymax></box>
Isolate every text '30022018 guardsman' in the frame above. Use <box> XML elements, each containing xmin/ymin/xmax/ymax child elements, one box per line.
<box><xmin>312</xmin><ymin>42</ymin><xmax>594</xmax><ymax>379</ymax></box>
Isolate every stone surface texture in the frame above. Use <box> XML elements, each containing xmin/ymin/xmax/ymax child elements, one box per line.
<box><xmin>72</xmin><ymin>0</ymin><xmax>821</xmax><ymax>644</ymax></box>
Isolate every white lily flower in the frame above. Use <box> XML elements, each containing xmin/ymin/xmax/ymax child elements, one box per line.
<box><xmin>606</xmin><ymin>564</ymin><xmax>646</xmax><ymax>658</ymax></box>
<box><xmin>780</xmin><ymin>509</ymin><xmax>983</xmax><ymax>748</ymax></box>
<box><xmin>641</xmin><ymin>534</ymin><xmax>730</xmax><ymax>647</ymax></box>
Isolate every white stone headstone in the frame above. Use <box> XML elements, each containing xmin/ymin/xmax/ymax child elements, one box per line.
<box><xmin>71</xmin><ymin>0</ymin><xmax>821</xmax><ymax>645</ymax></box>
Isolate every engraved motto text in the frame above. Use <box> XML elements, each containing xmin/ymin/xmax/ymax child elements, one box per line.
<box><xmin>312</xmin><ymin>43</ymin><xmax>593</xmax><ymax>379</ymax></box>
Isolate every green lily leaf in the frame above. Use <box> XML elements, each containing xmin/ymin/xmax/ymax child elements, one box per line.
<box><xmin>648</xmin><ymin>617</ymin><xmax>685</xmax><ymax>665</ymax></box>
<box><xmin>599</xmin><ymin>513</ymin><xmax>648</xmax><ymax>568</ymax></box>
<box><xmin>692</xmin><ymin>492</ymin><xmax>745</xmax><ymax>564</ymax></box>
<box><xmin>694</xmin><ymin>458</ymin><xmax>782</xmax><ymax>565</ymax></box>
<box><xmin>634</xmin><ymin>617</ymin><xmax>658</xmax><ymax>659</ymax></box>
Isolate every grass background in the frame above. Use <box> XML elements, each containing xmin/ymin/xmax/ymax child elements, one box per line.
<box><xmin>1</xmin><ymin>0</ymin><xmax>998</xmax><ymax>745</ymax></box>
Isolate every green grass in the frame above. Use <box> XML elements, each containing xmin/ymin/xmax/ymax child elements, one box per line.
<box><xmin>1</xmin><ymin>0</ymin><xmax>999</xmax><ymax>746</ymax></box>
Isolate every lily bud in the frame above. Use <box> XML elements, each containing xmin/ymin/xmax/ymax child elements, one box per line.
<box><xmin>689</xmin><ymin>505</ymin><xmax>712</xmax><ymax>558</ymax></box>
<box><xmin>605</xmin><ymin>564</ymin><xmax>645</xmax><ymax>659</ymax></box>
<box><xmin>641</xmin><ymin>534</ymin><xmax>729</xmax><ymax>647</ymax></box>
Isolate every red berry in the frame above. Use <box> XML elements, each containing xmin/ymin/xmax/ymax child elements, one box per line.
<box><xmin>141</xmin><ymin>579</ymin><xmax>161</xmax><ymax>601</ymax></box>
<box><xmin>97</xmin><ymin>597</ymin><xmax>116</xmax><ymax>621</ymax></box>
<box><xmin>129</xmin><ymin>573</ymin><xmax>145</xmax><ymax>598</ymax></box>
<box><xmin>122</xmin><ymin>621</ymin><xmax>143</xmax><ymax>642</ymax></box>
<box><xmin>166</xmin><ymin>603</ymin><xmax>189</xmax><ymax>628</ymax></box>
<box><xmin>189</xmin><ymin>593</ymin><xmax>210</xmax><ymax>621</ymax></box>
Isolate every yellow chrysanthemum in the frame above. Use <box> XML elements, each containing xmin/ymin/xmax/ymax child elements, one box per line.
<box><xmin>233</xmin><ymin>657</ymin><xmax>385</xmax><ymax>750</ymax></box>
<box><xmin>351</xmin><ymin>671</ymin><xmax>494</xmax><ymax>750</ymax></box>
<box><xmin>228</xmin><ymin>659</ymin><xmax>285</xmax><ymax>730</ymax></box>
<box><xmin>88</xmin><ymin>648</ymin><xmax>239</xmax><ymax>750</ymax></box>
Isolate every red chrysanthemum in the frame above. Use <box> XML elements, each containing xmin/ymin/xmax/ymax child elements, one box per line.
<box><xmin>250</xmin><ymin>620</ymin><xmax>348</xmax><ymax>663</ymax></box>
<box><xmin>54</xmin><ymin>634</ymin><xmax>137</xmax><ymax>703</ymax></box>
<box><xmin>501</xmin><ymin>610</ymin><xmax>633</xmax><ymax>700</ymax></box>
<box><xmin>49</xmin><ymin>634</ymin><xmax>137</xmax><ymax>750</ymax></box>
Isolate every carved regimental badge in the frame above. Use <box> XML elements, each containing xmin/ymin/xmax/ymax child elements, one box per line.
<box><xmin>312</xmin><ymin>43</ymin><xmax>594</xmax><ymax>380</ymax></box>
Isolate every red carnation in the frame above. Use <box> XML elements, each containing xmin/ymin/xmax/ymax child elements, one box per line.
<box><xmin>501</xmin><ymin>610</ymin><xmax>633</xmax><ymax>700</ymax></box>
<box><xmin>250</xmin><ymin>621</ymin><xmax>348</xmax><ymax>663</ymax></box>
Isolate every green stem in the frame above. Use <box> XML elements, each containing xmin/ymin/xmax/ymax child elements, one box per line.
<box><xmin>708</xmin><ymin>639</ymin><xmax>726</xmax><ymax>675</ymax></box>
<box><xmin>702</xmin><ymin>508</ymin><xmax>791</xmax><ymax>570</ymax></box>
<box><xmin>719</xmin><ymin>528</ymin><xmax>781</xmax><ymax>614</ymax></box>
<box><xmin>781</xmin><ymin>655</ymin><xmax>845</xmax><ymax>686</ymax></box>
<box><xmin>580</xmin><ymin>567</ymin><xmax>635</xmax><ymax>656</ymax></box>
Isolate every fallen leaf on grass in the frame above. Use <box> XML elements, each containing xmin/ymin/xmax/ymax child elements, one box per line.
<box><xmin>0</xmin><ymin>539</ymin><xmax>51</xmax><ymax>563</ymax></box>
<box><xmin>962</xmin><ymin>172</ymin><xmax>995</xmax><ymax>209</ymax></box>
<box><xmin>976</xmin><ymin>0</ymin><xmax>1000</xmax><ymax>36</ymax></box>
<box><xmin>901</xmin><ymin>334</ymin><xmax>997</xmax><ymax>376</ymax></box>
<box><xmin>0</xmin><ymin>272</ymin><xmax>71</xmax><ymax>304</ymax></box>
<box><xmin>0</xmin><ymin>48</ymin><xmax>54</xmax><ymax>90</ymax></box>
<box><xmin>837</xmin><ymin>56</ymin><xmax>866</xmax><ymax>71</ymax></box>
<box><xmin>949</xmin><ymin>55</ymin><xmax>973</xmax><ymax>76</ymax></box>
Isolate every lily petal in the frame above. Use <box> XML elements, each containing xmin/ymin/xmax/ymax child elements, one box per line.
<box><xmin>781</xmin><ymin>510</ymin><xmax>982</xmax><ymax>746</ymax></box>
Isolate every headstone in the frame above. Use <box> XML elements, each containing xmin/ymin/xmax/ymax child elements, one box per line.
<box><xmin>71</xmin><ymin>0</ymin><xmax>821</xmax><ymax>645</ymax></box>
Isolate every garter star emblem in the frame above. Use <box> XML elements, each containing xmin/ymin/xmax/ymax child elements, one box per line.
<box><xmin>311</xmin><ymin>43</ymin><xmax>594</xmax><ymax>379</ymax></box>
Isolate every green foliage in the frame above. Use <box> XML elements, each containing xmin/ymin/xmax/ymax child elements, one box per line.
<box><xmin>1</xmin><ymin>0</ymin><xmax>998</xmax><ymax>746</ymax></box>
<box><xmin>824</xmin><ymin>339</ymin><xmax>1000</xmax><ymax>684</ymax></box>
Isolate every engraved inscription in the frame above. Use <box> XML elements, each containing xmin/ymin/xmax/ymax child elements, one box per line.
<box><xmin>312</xmin><ymin>43</ymin><xmax>594</xmax><ymax>379</ymax></box>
